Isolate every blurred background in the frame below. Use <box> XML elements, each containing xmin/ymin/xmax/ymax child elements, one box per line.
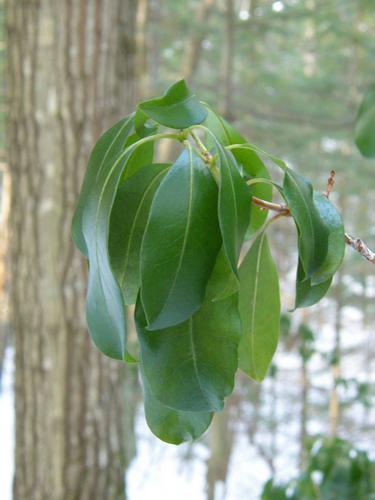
<box><xmin>0</xmin><ymin>1</ymin><xmax>374</xmax><ymax>499</ymax></box>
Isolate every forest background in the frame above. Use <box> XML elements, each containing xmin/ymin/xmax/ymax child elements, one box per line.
<box><xmin>0</xmin><ymin>1</ymin><xmax>374</xmax><ymax>499</ymax></box>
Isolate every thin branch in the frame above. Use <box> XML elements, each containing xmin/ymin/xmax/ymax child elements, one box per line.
<box><xmin>324</xmin><ymin>170</ymin><xmax>336</xmax><ymax>198</ymax></box>
<box><xmin>344</xmin><ymin>234</ymin><xmax>375</xmax><ymax>264</ymax></box>
<box><xmin>190</xmin><ymin>130</ymin><xmax>213</xmax><ymax>164</ymax></box>
<box><xmin>250</xmin><ymin>194</ymin><xmax>375</xmax><ymax>266</ymax></box>
<box><xmin>252</xmin><ymin>195</ymin><xmax>290</xmax><ymax>215</ymax></box>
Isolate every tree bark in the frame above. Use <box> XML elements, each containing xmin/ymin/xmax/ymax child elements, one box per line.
<box><xmin>206</xmin><ymin>398</ymin><xmax>236</xmax><ymax>500</ymax></box>
<box><xmin>181</xmin><ymin>0</ymin><xmax>216</xmax><ymax>83</ymax></box>
<box><xmin>221</xmin><ymin>0</ymin><xmax>235</xmax><ymax>120</ymax></box>
<box><xmin>135</xmin><ymin>0</ymin><xmax>149</xmax><ymax>101</ymax></box>
<box><xmin>6</xmin><ymin>1</ymin><xmax>137</xmax><ymax>499</ymax></box>
<box><xmin>329</xmin><ymin>272</ymin><xmax>343</xmax><ymax>438</ymax></box>
<box><xmin>0</xmin><ymin>163</ymin><xmax>10</xmax><ymax>389</ymax></box>
<box><xmin>299</xmin><ymin>356</ymin><xmax>309</xmax><ymax>469</ymax></box>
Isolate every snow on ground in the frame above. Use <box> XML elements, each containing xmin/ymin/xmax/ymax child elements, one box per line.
<box><xmin>0</xmin><ymin>348</ymin><xmax>14</xmax><ymax>500</ymax></box>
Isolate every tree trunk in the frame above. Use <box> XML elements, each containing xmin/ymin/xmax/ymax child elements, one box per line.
<box><xmin>206</xmin><ymin>399</ymin><xmax>235</xmax><ymax>500</ymax></box>
<box><xmin>0</xmin><ymin>163</ymin><xmax>11</xmax><ymax>390</ymax></box>
<box><xmin>299</xmin><ymin>357</ymin><xmax>309</xmax><ymax>469</ymax></box>
<box><xmin>6</xmin><ymin>1</ymin><xmax>137</xmax><ymax>499</ymax></box>
<box><xmin>221</xmin><ymin>0</ymin><xmax>235</xmax><ymax>120</ymax></box>
<box><xmin>329</xmin><ymin>272</ymin><xmax>343</xmax><ymax>438</ymax></box>
<box><xmin>181</xmin><ymin>0</ymin><xmax>216</xmax><ymax>83</ymax></box>
<box><xmin>135</xmin><ymin>0</ymin><xmax>149</xmax><ymax>101</ymax></box>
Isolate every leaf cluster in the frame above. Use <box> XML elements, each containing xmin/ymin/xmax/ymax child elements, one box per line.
<box><xmin>72</xmin><ymin>80</ymin><xmax>346</xmax><ymax>444</ymax></box>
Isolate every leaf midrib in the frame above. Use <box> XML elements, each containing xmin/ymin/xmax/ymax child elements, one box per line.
<box><xmin>223</xmin><ymin>150</ymin><xmax>239</xmax><ymax>259</ymax></box>
<box><xmin>142</xmin><ymin>94</ymin><xmax>197</xmax><ymax>113</ymax></box>
<box><xmin>95</xmin><ymin>117</ymin><xmax>131</xmax><ymax>181</ymax></box>
<box><xmin>188</xmin><ymin>317</ymin><xmax>211</xmax><ymax>407</ymax></box>
<box><xmin>250</xmin><ymin>233</ymin><xmax>266</xmax><ymax>380</ymax></box>
<box><xmin>119</xmin><ymin>167</ymin><xmax>169</xmax><ymax>288</ymax></box>
<box><xmin>153</xmin><ymin>146</ymin><xmax>195</xmax><ymax>322</ymax></box>
<box><xmin>287</xmin><ymin>172</ymin><xmax>315</xmax><ymax>259</ymax></box>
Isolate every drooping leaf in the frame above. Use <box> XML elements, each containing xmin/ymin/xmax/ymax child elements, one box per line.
<box><xmin>141</xmin><ymin>368</ymin><xmax>213</xmax><ymax>445</ymax></box>
<box><xmin>294</xmin><ymin>192</ymin><xmax>345</xmax><ymax>308</ymax></box>
<box><xmin>138</xmin><ymin>79</ymin><xmax>207</xmax><ymax>129</ymax></box>
<box><xmin>214</xmin><ymin>142</ymin><xmax>251</xmax><ymax>275</ymax></box>
<box><xmin>310</xmin><ymin>192</ymin><xmax>345</xmax><ymax>285</ymax></box>
<box><xmin>140</xmin><ymin>146</ymin><xmax>222</xmax><ymax>330</ymax></box>
<box><xmin>109</xmin><ymin>164</ymin><xmax>170</xmax><ymax>305</ymax></box>
<box><xmin>205</xmin><ymin>248</ymin><xmax>239</xmax><ymax>302</ymax></box>
<box><xmin>135</xmin><ymin>289</ymin><xmax>241</xmax><ymax>413</ymax></box>
<box><xmin>295</xmin><ymin>259</ymin><xmax>332</xmax><ymax>309</ymax></box>
<box><xmin>230</xmin><ymin>145</ymin><xmax>273</xmax><ymax>236</ymax></box>
<box><xmin>282</xmin><ymin>169</ymin><xmax>329</xmax><ymax>278</ymax></box>
<box><xmin>72</xmin><ymin>125</ymin><xmax>158</xmax><ymax>359</ymax></box>
<box><xmin>203</xmin><ymin>104</ymin><xmax>246</xmax><ymax>146</ymax></box>
<box><xmin>238</xmin><ymin>232</ymin><xmax>280</xmax><ymax>381</ymax></box>
<box><xmin>72</xmin><ymin>116</ymin><xmax>134</xmax><ymax>256</ymax></box>
<box><xmin>355</xmin><ymin>84</ymin><xmax>375</xmax><ymax>158</ymax></box>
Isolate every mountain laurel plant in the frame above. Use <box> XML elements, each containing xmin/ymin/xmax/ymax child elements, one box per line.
<box><xmin>72</xmin><ymin>80</ymin><xmax>353</xmax><ymax>444</ymax></box>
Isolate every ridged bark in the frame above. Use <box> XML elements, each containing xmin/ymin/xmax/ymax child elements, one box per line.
<box><xmin>6</xmin><ymin>1</ymin><xmax>137</xmax><ymax>499</ymax></box>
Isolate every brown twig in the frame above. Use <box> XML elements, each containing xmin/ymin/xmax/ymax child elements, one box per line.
<box><xmin>252</xmin><ymin>195</ymin><xmax>290</xmax><ymax>215</ymax></box>
<box><xmin>344</xmin><ymin>234</ymin><xmax>375</xmax><ymax>264</ymax></box>
<box><xmin>250</xmin><ymin>193</ymin><xmax>375</xmax><ymax>266</ymax></box>
<box><xmin>324</xmin><ymin>169</ymin><xmax>336</xmax><ymax>198</ymax></box>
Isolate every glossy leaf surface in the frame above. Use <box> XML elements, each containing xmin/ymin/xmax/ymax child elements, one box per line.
<box><xmin>215</xmin><ymin>143</ymin><xmax>251</xmax><ymax>274</ymax></box>
<box><xmin>282</xmin><ymin>169</ymin><xmax>328</xmax><ymax>278</ymax></box>
<box><xmin>311</xmin><ymin>192</ymin><xmax>345</xmax><ymax>285</ymax></box>
<box><xmin>203</xmin><ymin>105</ymin><xmax>246</xmax><ymax>146</ymax></box>
<box><xmin>135</xmin><ymin>290</ymin><xmax>241</xmax><ymax>413</ymax></box>
<box><xmin>140</xmin><ymin>147</ymin><xmax>221</xmax><ymax>330</ymax></box>
<box><xmin>205</xmin><ymin>248</ymin><xmax>239</xmax><ymax>302</ymax></box>
<box><xmin>295</xmin><ymin>260</ymin><xmax>332</xmax><ymax>309</ymax></box>
<box><xmin>72</xmin><ymin>116</ymin><xmax>134</xmax><ymax>256</ymax></box>
<box><xmin>142</xmin><ymin>370</ymin><xmax>212</xmax><ymax>444</ymax></box>
<box><xmin>238</xmin><ymin>232</ymin><xmax>280</xmax><ymax>381</ymax></box>
<box><xmin>294</xmin><ymin>192</ymin><xmax>345</xmax><ymax>307</ymax></box>
<box><xmin>138</xmin><ymin>79</ymin><xmax>207</xmax><ymax>129</ymax></box>
<box><xmin>109</xmin><ymin>164</ymin><xmax>170</xmax><ymax>305</ymax></box>
<box><xmin>72</xmin><ymin>128</ymin><xmax>156</xmax><ymax>359</ymax></box>
<box><xmin>230</xmin><ymin>146</ymin><xmax>273</xmax><ymax>236</ymax></box>
<box><xmin>355</xmin><ymin>84</ymin><xmax>375</xmax><ymax>158</ymax></box>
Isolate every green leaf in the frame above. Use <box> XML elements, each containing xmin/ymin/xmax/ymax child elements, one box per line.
<box><xmin>140</xmin><ymin>146</ymin><xmax>221</xmax><ymax>330</ymax></box>
<box><xmin>203</xmin><ymin>104</ymin><xmax>246</xmax><ymax>146</ymax></box>
<box><xmin>142</xmin><ymin>369</ymin><xmax>212</xmax><ymax>444</ymax></box>
<box><xmin>311</xmin><ymin>192</ymin><xmax>345</xmax><ymax>285</ymax></box>
<box><xmin>215</xmin><ymin>143</ymin><xmax>251</xmax><ymax>275</ymax></box>
<box><xmin>205</xmin><ymin>248</ymin><xmax>239</xmax><ymax>302</ymax></box>
<box><xmin>238</xmin><ymin>232</ymin><xmax>280</xmax><ymax>381</ymax></box>
<box><xmin>230</xmin><ymin>146</ymin><xmax>273</xmax><ymax>237</ymax></box>
<box><xmin>138</xmin><ymin>79</ymin><xmax>207</xmax><ymax>129</ymax></box>
<box><xmin>134</xmin><ymin>108</ymin><xmax>159</xmax><ymax>137</ymax></box>
<box><xmin>295</xmin><ymin>260</ymin><xmax>332</xmax><ymax>309</ymax></box>
<box><xmin>124</xmin><ymin>349</ymin><xmax>138</xmax><ymax>364</ymax></box>
<box><xmin>135</xmin><ymin>289</ymin><xmax>241</xmax><ymax>413</ymax></box>
<box><xmin>294</xmin><ymin>192</ymin><xmax>344</xmax><ymax>308</ymax></box>
<box><xmin>72</xmin><ymin>124</ymin><xmax>157</xmax><ymax>359</ymax></box>
<box><xmin>109</xmin><ymin>164</ymin><xmax>170</xmax><ymax>305</ymax></box>
<box><xmin>282</xmin><ymin>169</ymin><xmax>329</xmax><ymax>278</ymax></box>
<box><xmin>355</xmin><ymin>84</ymin><xmax>375</xmax><ymax>158</ymax></box>
<box><xmin>72</xmin><ymin>115</ymin><xmax>134</xmax><ymax>257</ymax></box>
